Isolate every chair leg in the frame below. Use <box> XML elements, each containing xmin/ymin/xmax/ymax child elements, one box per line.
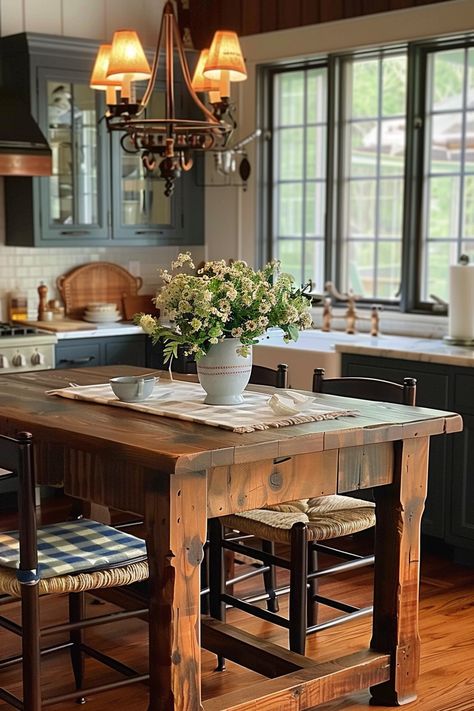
<box><xmin>69</xmin><ymin>592</ymin><xmax>86</xmax><ymax>703</ymax></box>
<box><xmin>289</xmin><ymin>522</ymin><xmax>308</xmax><ymax>655</ymax></box>
<box><xmin>21</xmin><ymin>584</ymin><xmax>42</xmax><ymax>711</ymax></box>
<box><xmin>261</xmin><ymin>540</ymin><xmax>279</xmax><ymax>613</ymax></box>
<box><xmin>307</xmin><ymin>543</ymin><xmax>319</xmax><ymax>628</ymax></box>
<box><xmin>209</xmin><ymin>517</ymin><xmax>226</xmax><ymax>672</ymax></box>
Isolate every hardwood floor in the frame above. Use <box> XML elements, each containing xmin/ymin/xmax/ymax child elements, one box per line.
<box><xmin>0</xmin><ymin>501</ymin><xmax>473</xmax><ymax>710</ymax></box>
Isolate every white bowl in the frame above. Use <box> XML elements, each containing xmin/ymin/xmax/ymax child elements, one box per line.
<box><xmin>84</xmin><ymin>311</ymin><xmax>121</xmax><ymax>323</ymax></box>
<box><xmin>86</xmin><ymin>302</ymin><xmax>118</xmax><ymax>313</ymax></box>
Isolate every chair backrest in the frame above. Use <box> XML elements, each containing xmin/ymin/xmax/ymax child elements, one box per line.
<box><xmin>0</xmin><ymin>432</ymin><xmax>38</xmax><ymax>582</ymax></box>
<box><xmin>312</xmin><ymin>367</ymin><xmax>416</xmax><ymax>406</ymax></box>
<box><xmin>249</xmin><ymin>363</ymin><xmax>288</xmax><ymax>388</ymax></box>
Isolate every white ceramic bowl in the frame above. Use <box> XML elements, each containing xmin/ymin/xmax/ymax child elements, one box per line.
<box><xmin>86</xmin><ymin>302</ymin><xmax>118</xmax><ymax>313</ymax></box>
<box><xmin>84</xmin><ymin>310</ymin><xmax>121</xmax><ymax>323</ymax></box>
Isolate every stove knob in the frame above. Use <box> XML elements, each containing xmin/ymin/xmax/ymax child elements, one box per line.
<box><xmin>12</xmin><ymin>352</ymin><xmax>27</xmax><ymax>367</ymax></box>
<box><xmin>0</xmin><ymin>355</ymin><xmax>9</xmax><ymax>369</ymax></box>
<box><xmin>31</xmin><ymin>351</ymin><xmax>45</xmax><ymax>366</ymax></box>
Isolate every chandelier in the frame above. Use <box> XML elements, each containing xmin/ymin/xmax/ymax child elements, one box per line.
<box><xmin>90</xmin><ymin>1</ymin><xmax>247</xmax><ymax>196</ymax></box>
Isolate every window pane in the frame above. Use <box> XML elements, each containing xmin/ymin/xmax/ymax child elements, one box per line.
<box><xmin>307</xmin><ymin>68</ymin><xmax>327</xmax><ymax>124</ymax></box>
<box><xmin>348</xmin><ymin>180</ymin><xmax>376</xmax><ymax>237</ymax></box>
<box><xmin>276</xmin><ymin>72</ymin><xmax>305</xmax><ymax>125</ymax></box>
<box><xmin>279</xmin><ymin>128</ymin><xmax>304</xmax><ymax>180</ymax></box>
<box><xmin>382</xmin><ymin>55</ymin><xmax>407</xmax><ymax>117</ymax></box>
<box><xmin>304</xmin><ymin>240</ymin><xmax>325</xmax><ymax>290</ymax></box>
<box><xmin>464</xmin><ymin>176</ymin><xmax>474</xmax><ymax>238</ymax></box>
<box><xmin>380</xmin><ymin>119</ymin><xmax>406</xmax><ymax>176</ymax></box>
<box><xmin>346</xmin><ymin>241</ymin><xmax>375</xmax><ymax>297</ymax></box>
<box><xmin>278</xmin><ymin>239</ymin><xmax>303</xmax><ymax>285</ymax></box>
<box><xmin>461</xmin><ymin>241</ymin><xmax>474</xmax><ymax>262</ymax></box>
<box><xmin>429</xmin><ymin>113</ymin><xmax>463</xmax><ymax>174</ymax></box>
<box><xmin>425</xmin><ymin>242</ymin><xmax>459</xmax><ymax>302</ymax></box>
<box><xmin>431</xmin><ymin>49</ymin><xmax>464</xmax><ymax>111</ymax></box>
<box><xmin>307</xmin><ymin>126</ymin><xmax>326</xmax><ymax>180</ymax></box>
<box><xmin>349</xmin><ymin>121</ymin><xmax>378</xmax><ymax>177</ymax></box>
<box><xmin>305</xmin><ymin>182</ymin><xmax>325</xmax><ymax>237</ymax></box>
<box><xmin>428</xmin><ymin>175</ymin><xmax>460</xmax><ymax>238</ymax></box>
<box><xmin>377</xmin><ymin>241</ymin><xmax>401</xmax><ymax>299</ymax></box>
<box><xmin>278</xmin><ymin>183</ymin><xmax>303</xmax><ymax>236</ymax></box>
<box><xmin>350</xmin><ymin>60</ymin><xmax>379</xmax><ymax>118</ymax></box>
<box><xmin>379</xmin><ymin>179</ymin><xmax>404</xmax><ymax>237</ymax></box>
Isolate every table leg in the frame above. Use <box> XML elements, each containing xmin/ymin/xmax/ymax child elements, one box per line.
<box><xmin>145</xmin><ymin>469</ymin><xmax>207</xmax><ymax>711</ymax></box>
<box><xmin>370</xmin><ymin>436</ymin><xmax>429</xmax><ymax>706</ymax></box>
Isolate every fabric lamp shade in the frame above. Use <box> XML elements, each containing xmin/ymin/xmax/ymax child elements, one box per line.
<box><xmin>191</xmin><ymin>49</ymin><xmax>221</xmax><ymax>94</ymax></box>
<box><xmin>90</xmin><ymin>45</ymin><xmax>121</xmax><ymax>88</ymax></box>
<box><xmin>204</xmin><ymin>31</ymin><xmax>247</xmax><ymax>82</ymax></box>
<box><xmin>106</xmin><ymin>30</ymin><xmax>151</xmax><ymax>81</ymax></box>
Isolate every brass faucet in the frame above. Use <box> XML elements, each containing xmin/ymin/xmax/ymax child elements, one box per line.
<box><xmin>323</xmin><ymin>282</ymin><xmax>381</xmax><ymax>336</ymax></box>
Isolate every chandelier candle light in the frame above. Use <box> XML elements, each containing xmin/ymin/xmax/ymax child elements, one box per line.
<box><xmin>90</xmin><ymin>1</ymin><xmax>247</xmax><ymax>196</ymax></box>
<box><xmin>136</xmin><ymin>253</ymin><xmax>313</xmax><ymax>405</ymax></box>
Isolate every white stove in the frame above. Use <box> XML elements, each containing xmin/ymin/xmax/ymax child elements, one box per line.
<box><xmin>0</xmin><ymin>322</ymin><xmax>56</xmax><ymax>373</ymax></box>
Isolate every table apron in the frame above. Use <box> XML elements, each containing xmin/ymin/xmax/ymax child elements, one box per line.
<box><xmin>36</xmin><ymin>441</ymin><xmax>394</xmax><ymax>517</ymax></box>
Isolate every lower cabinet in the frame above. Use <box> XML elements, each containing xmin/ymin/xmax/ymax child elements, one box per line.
<box><xmin>341</xmin><ymin>353</ymin><xmax>474</xmax><ymax>556</ymax></box>
<box><xmin>55</xmin><ymin>335</ymin><xmax>147</xmax><ymax>369</ymax></box>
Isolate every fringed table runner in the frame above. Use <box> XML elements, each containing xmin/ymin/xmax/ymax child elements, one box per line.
<box><xmin>48</xmin><ymin>381</ymin><xmax>357</xmax><ymax>434</ymax></box>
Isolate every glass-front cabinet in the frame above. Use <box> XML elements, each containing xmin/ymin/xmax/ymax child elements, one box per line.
<box><xmin>0</xmin><ymin>33</ymin><xmax>203</xmax><ymax>247</ymax></box>
<box><xmin>39</xmin><ymin>71</ymin><xmax>109</xmax><ymax>241</ymax></box>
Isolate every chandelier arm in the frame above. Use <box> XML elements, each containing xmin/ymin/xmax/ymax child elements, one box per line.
<box><xmin>165</xmin><ymin>7</ymin><xmax>174</xmax><ymax>125</ymax></box>
<box><xmin>171</xmin><ymin>16</ymin><xmax>221</xmax><ymax>127</ymax></box>
<box><xmin>137</xmin><ymin>1</ymin><xmax>168</xmax><ymax>116</ymax></box>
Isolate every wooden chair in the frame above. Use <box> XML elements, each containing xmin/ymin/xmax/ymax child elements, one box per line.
<box><xmin>208</xmin><ymin>368</ymin><xmax>417</xmax><ymax>654</ymax></box>
<box><xmin>0</xmin><ymin>431</ymin><xmax>149</xmax><ymax>711</ymax></box>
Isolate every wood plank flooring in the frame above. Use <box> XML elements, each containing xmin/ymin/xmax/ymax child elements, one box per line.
<box><xmin>0</xmin><ymin>501</ymin><xmax>473</xmax><ymax>711</ymax></box>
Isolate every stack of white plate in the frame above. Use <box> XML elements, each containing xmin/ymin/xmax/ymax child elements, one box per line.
<box><xmin>84</xmin><ymin>302</ymin><xmax>121</xmax><ymax>323</ymax></box>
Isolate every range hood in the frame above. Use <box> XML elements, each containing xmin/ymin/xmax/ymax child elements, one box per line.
<box><xmin>0</xmin><ymin>90</ymin><xmax>52</xmax><ymax>176</ymax></box>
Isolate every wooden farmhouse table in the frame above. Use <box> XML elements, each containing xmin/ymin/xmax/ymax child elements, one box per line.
<box><xmin>0</xmin><ymin>365</ymin><xmax>463</xmax><ymax>711</ymax></box>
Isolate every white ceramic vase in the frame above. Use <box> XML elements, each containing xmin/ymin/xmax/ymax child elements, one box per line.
<box><xmin>196</xmin><ymin>338</ymin><xmax>252</xmax><ymax>405</ymax></box>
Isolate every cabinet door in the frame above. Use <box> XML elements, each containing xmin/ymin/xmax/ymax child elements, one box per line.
<box><xmin>450</xmin><ymin>414</ymin><xmax>474</xmax><ymax>548</ymax></box>
<box><xmin>55</xmin><ymin>341</ymin><xmax>101</xmax><ymax>369</ymax></box>
<box><xmin>110</xmin><ymin>79</ymin><xmax>204</xmax><ymax>246</ymax></box>
<box><xmin>103</xmin><ymin>336</ymin><xmax>146</xmax><ymax>367</ymax></box>
<box><xmin>37</xmin><ymin>68</ymin><xmax>110</xmax><ymax>243</ymax></box>
<box><xmin>342</xmin><ymin>355</ymin><xmax>449</xmax><ymax>539</ymax></box>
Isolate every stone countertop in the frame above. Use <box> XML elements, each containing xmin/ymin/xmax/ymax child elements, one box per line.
<box><xmin>334</xmin><ymin>335</ymin><xmax>474</xmax><ymax>368</ymax></box>
<box><xmin>55</xmin><ymin>323</ymin><xmax>144</xmax><ymax>340</ymax></box>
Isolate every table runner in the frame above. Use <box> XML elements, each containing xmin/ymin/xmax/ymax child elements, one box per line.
<box><xmin>48</xmin><ymin>380</ymin><xmax>357</xmax><ymax>433</ymax></box>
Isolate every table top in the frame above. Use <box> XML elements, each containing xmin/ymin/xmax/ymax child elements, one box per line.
<box><xmin>0</xmin><ymin>366</ymin><xmax>462</xmax><ymax>473</ymax></box>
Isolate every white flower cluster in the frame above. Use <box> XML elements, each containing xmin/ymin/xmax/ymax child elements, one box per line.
<box><xmin>135</xmin><ymin>252</ymin><xmax>313</xmax><ymax>361</ymax></box>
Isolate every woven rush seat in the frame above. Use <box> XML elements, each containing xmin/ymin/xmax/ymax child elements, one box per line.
<box><xmin>221</xmin><ymin>495</ymin><xmax>376</xmax><ymax>544</ymax></box>
<box><xmin>209</xmin><ymin>371</ymin><xmax>417</xmax><ymax>659</ymax></box>
<box><xmin>0</xmin><ymin>432</ymin><xmax>150</xmax><ymax>711</ymax></box>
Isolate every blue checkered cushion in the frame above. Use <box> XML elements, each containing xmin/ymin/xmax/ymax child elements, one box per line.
<box><xmin>0</xmin><ymin>519</ymin><xmax>147</xmax><ymax>579</ymax></box>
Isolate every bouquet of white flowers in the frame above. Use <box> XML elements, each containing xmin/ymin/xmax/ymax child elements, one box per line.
<box><xmin>136</xmin><ymin>252</ymin><xmax>313</xmax><ymax>363</ymax></box>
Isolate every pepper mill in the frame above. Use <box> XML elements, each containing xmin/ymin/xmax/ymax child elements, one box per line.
<box><xmin>37</xmin><ymin>282</ymin><xmax>48</xmax><ymax>321</ymax></box>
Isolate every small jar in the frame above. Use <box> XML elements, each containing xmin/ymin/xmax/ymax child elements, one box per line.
<box><xmin>8</xmin><ymin>289</ymin><xmax>28</xmax><ymax>322</ymax></box>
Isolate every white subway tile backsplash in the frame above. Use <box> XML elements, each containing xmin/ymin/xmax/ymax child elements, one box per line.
<box><xmin>0</xmin><ymin>243</ymin><xmax>205</xmax><ymax>320</ymax></box>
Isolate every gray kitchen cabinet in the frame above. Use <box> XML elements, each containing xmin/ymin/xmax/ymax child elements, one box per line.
<box><xmin>0</xmin><ymin>33</ymin><xmax>203</xmax><ymax>247</ymax></box>
<box><xmin>55</xmin><ymin>335</ymin><xmax>146</xmax><ymax>369</ymax></box>
<box><xmin>341</xmin><ymin>353</ymin><xmax>474</xmax><ymax>558</ymax></box>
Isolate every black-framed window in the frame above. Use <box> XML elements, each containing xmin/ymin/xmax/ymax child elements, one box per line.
<box><xmin>260</xmin><ymin>34</ymin><xmax>474</xmax><ymax>312</ymax></box>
